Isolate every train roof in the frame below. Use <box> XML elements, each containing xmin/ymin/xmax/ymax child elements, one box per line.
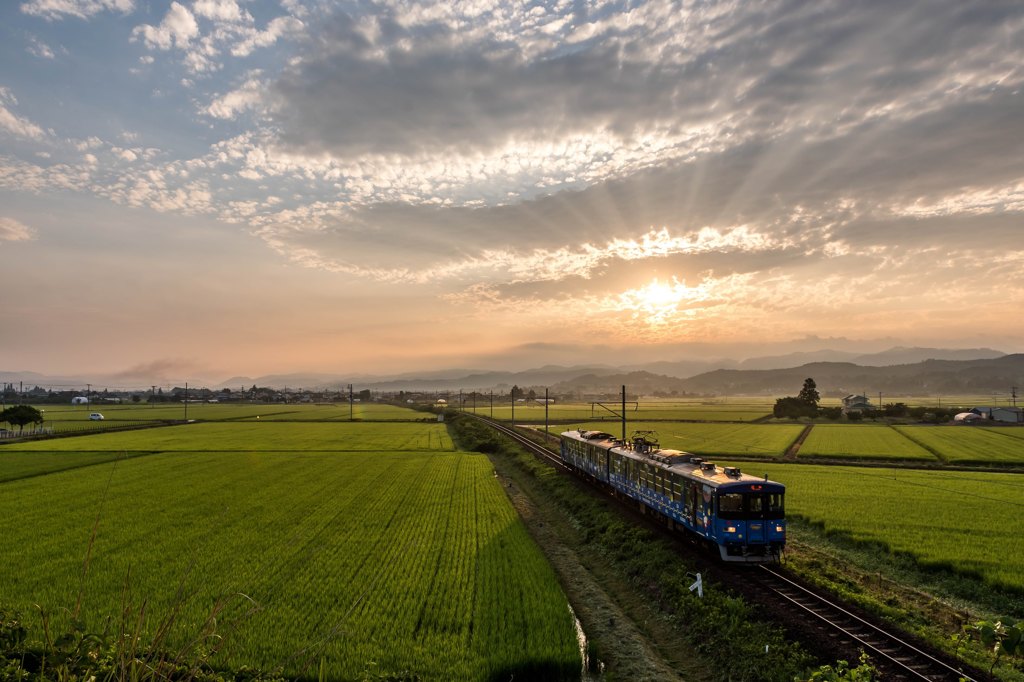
<box><xmin>560</xmin><ymin>428</ymin><xmax>784</xmax><ymax>492</ymax></box>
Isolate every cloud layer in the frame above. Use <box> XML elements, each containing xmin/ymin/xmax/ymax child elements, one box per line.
<box><xmin>2</xmin><ymin>0</ymin><xmax>1023</xmax><ymax>375</ymax></box>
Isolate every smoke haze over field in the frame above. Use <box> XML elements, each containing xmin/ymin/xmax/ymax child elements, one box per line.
<box><xmin>2</xmin><ymin>0</ymin><xmax>1023</xmax><ymax>377</ymax></box>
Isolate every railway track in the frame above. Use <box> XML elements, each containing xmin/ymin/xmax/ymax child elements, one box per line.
<box><xmin>471</xmin><ymin>414</ymin><xmax>569</xmax><ymax>468</ymax></box>
<box><xmin>747</xmin><ymin>565</ymin><xmax>980</xmax><ymax>681</ymax></box>
<box><xmin>469</xmin><ymin>414</ymin><xmax>986</xmax><ymax>682</ymax></box>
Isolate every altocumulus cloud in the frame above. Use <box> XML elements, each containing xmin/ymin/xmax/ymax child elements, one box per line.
<box><xmin>19</xmin><ymin>0</ymin><xmax>134</xmax><ymax>21</ymax></box>
<box><xmin>195</xmin><ymin>0</ymin><xmax>1024</xmax><ymax>291</ymax></box>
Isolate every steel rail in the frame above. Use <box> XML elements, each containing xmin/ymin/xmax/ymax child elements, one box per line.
<box><xmin>470</xmin><ymin>413</ymin><xmax>567</xmax><ymax>468</ymax></box>
<box><xmin>755</xmin><ymin>565</ymin><xmax>978</xmax><ymax>681</ymax></box>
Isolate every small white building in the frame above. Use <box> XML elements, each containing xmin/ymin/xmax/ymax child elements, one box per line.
<box><xmin>71</xmin><ymin>396</ymin><xmax>89</xmax><ymax>405</ymax></box>
<box><xmin>841</xmin><ymin>394</ymin><xmax>872</xmax><ymax>414</ymax></box>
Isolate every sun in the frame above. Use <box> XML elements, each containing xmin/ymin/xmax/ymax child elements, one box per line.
<box><xmin>612</xmin><ymin>277</ymin><xmax>710</xmax><ymax>326</ymax></box>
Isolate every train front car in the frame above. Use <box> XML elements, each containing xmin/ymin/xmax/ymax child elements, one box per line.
<box><xmin>712</xmin><ymin>468</ymin><xmax>786</xmax><ymax>562</ymax></box>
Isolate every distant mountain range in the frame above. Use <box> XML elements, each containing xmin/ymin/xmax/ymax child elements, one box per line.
<box><xmin>4</xmin><ymin>347</ymin><xmax>1018</xmax><ymax>397</ymax></box>
<box><xmin>666</xmin><ymin>354</ymin><xmax>1024</xmax><ymax>397</ymax></box>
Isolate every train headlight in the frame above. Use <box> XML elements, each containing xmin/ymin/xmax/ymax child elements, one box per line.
<box><xmin>775</xmin><ymin>525</ymin><xmax>784</xmax><ymax>533</ymax></box>
<box><xmin>725</xmin><ymin>526</ymin><xmax>737</xmax><ymax>534</ymax></box>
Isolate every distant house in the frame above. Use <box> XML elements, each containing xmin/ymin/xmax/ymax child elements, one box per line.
<box><xmin>970</xmin><ymin>406</ymin><xmax>1024</xmax><ymax>423</ymax></box>
<box><xmin>841</xmin><ymin>394</ymin><xmax>873</xmax><ymax>414</ymax></box>
<box><xmin>954</xmin><ymin>412</ymin><xmax>984</xmax><ymax>423</ymax></box>
<box><xmin>71</xmin><ymin>396</ymin><xmax>89</xmax><ymax>405</ymax></box>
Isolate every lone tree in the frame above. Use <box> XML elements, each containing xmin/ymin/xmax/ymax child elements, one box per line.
<box><xmin>0</xmin><ymin>405</ymin><xmax>44</xmax><ymax>433</ymax></box>
<box><xmin>773</xmin><ymin>377</ymin><xmax>821</xmax><ymax>420</ymax></box>
<box><xmin>797</xmin><ymin>378</ymin><xmax>820</xmax><ymax>407</ymax></box>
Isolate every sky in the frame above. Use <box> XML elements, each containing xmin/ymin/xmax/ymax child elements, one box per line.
<box><xmin>2</xmin><ymin>0</ymin><xmax>1023</xmax><ymax>384</ymax></box>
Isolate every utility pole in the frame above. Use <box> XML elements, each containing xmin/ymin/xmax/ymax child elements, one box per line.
<box><xmin>545</xmin><ymin>387</ymin><xmax>549</xmax><ymax>437</ymax></box>
<box><xmin>1012</xmin><ymin>386</ymin><xmax>1018</xmax><ymax>407</ymax></box>
<box><xmin>184</xmin><ymin>382</ymin><xmax>188</xmax><ymax>422</ymax></box>
<box><xmin>489</xmin><ymin>390</ymin><xmax>493</xmax><ymax>418</ymax></box>
<box><xmin>511</xmin><ymin>388</ymin><xmax>515</xmax><ymax>427</ymax></box>
<box><xmin>349</xmin><ymin>384</ymin><xmax>354</xmax><ymax>421</ymax></box>
<box><xmin>151</xmin><ymin>385</ymin><xmax>156</xmax><ymax>407</ymax></box>
<box><xmin>621</xmin><ymin>385</ymin><xmax>626</xmax><ymax>442</ymax></box>
<box><xmin>460</xmin><ymin>389</ymin><xmax>463</xmax><ymax>412</ymax></box>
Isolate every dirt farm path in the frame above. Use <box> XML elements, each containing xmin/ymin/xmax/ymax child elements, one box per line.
<box><xmin>487</xmin><ymin>452</ymin><xmax>712</xmax><ymax>681</ymax></box>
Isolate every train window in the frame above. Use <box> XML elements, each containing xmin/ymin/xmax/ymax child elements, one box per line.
<box><xmin>765</xmin><ymin>493</ymin><xmax>784</xmax><ymax>519</ymax></box>
<box><xmin>748</xmin><ymin>494</ymin><xmax>765</xmax><ymax>514</ymax></box>
<box><xmin>718</xmin><ymin>493</ymin><xmax>744</xmax><ymax>519</ymax></box>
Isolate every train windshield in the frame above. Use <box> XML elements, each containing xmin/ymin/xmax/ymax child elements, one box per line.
<box><xmin>765</xmin><ymin>492</ymin><xmax>784</xmax><ymax>519</ymax></box>
<box><xmin>717</xmin><ymin>492</ymin><xmax>784</xmax><ymax>520</ymax></box>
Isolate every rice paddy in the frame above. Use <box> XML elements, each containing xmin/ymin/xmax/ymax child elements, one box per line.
<box><xmin>5</xmin><ymin>397</ymin><xmax>1024</xmax><ymax>680</ymax></box>
<box><xmin>894</xmin><ymin>425</ymin><xmax>1024</xmax><ymax>465</ymax></box>
<box><xmin>797</xmin><ymin>425</ymin><xmax>937</xmax><ymax>462</ymax></box>
<box><xmin>564</xmin><ymin>421</ymin><xmax>802</xmax><ymax>457</ymax></box>
<box><xmin>752</xmin><ymin>463</ymin><xmax>1024</xmax><ymax>591</ymax></box>
<box><xmin>0</xmin><ymin>420</ymin><xmax>579</xmax><ymax>680</ymax></box>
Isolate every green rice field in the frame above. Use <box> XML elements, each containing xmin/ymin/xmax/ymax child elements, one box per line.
<box><xmin>565</xmin><ymin>421</ymin><xmax>802</xmax><ymax>457</ymax></box>
<box><xmin>993</xmin><ymin>427</ymin><xmax>1024</xmax><ymax>441</ymax></box>
<box><xmin>0</xmin><ymin>424</ymin><xmax>579</xmax><ymax>680</ymax></box>
<box><xmin>27</xmin><ymin>402</ymin><xmax>430</xmax><ymax>425</ymax></box>
<box><xmin>475</xmin><ymin>398</ymin><xmax>772</xmax><ymax>422</ymax></box>
<box><xmin>0</xmin><ymin>450</ymin><xmax>150</xmax><ymax>483</ymax></box>
<box><xmin>3</xmin><ymin>421</ymin><xmax>453</xmax><ymax>453</ymax></box>
<box><xmin>756</xmin><ymin>464</ymin><xmax>1024</xmax><ymax>591</ymax></box>
<box><xmin>894</xmin><ymin>425</ymin><xmax>1024</xmax><ymax>465</ymax></box>
<box><xmin>797</xmin><ymin>425</ymin><xmax>937</xmax><ymax>462</ymax></box>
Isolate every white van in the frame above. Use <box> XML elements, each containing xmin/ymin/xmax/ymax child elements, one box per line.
<box><xmin>89</xmin><ymin>412</ymin><xmax>105</xmax><ymax>421</ymax></box>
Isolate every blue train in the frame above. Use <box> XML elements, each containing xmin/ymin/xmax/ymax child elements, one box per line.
<box><xmin>560</xmin><ymin>429</ymin><xmax>785</xmax><ymax>562</ymax></box>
